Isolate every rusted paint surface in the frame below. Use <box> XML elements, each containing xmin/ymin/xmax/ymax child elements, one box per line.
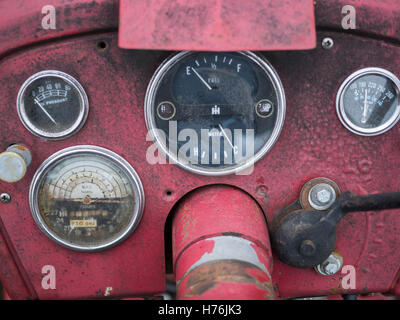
<box><xmin>180</xmin><ymin>260</ymin><xmax>275</xmax><ymax>299</ymax></box>
<box><xmin>172</xmin><ymin>185</ymin><xmax>272</xmax><ymax>265</ymax></box>
<box><xmin>119</xmin><ymin>0</ymin><xmax>316</xmax><ymax>51</ymax></box>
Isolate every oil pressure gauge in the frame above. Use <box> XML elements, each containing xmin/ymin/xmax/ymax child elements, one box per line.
<box><xmin>17</xmin><ymin>70</ymin><xmax>89</xmax><ymax>140</ymax></box>
<box><xmin>336</xmin><ymin>67</ymin><xmax>400</xmax><ymax>136</ymax></box>
<box><xmin>30</xmin><ymin>146</ymin><xmax>144</xmax><ymax>251</ymax></box>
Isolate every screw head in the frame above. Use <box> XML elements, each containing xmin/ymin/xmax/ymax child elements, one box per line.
<box><xmin>322</xmin><ymin>37</ymin><xmax>334</xmax><ymax>49</ymax></box>
<box><xmin>315</xmin><ymin>252</ymin><xmax>343</xmax><ymax>276</ymax></box>
<box><xmin>0</xmin><ymin>193</ymin><xmax>11</xmax><ymax>204</ymax></box>
<box><xmin>317</xmin><ymin>189</ymin><xmax>331</xmax><ymax>204</ymax></box>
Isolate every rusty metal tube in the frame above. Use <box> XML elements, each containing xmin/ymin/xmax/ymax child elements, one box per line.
<box><xmin>172</xmin><ymin>185</ymin><xmax>275</xmax><ymax>300</ymax></box>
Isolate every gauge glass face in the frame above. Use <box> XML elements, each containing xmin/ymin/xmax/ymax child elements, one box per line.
<box><xmin>30</xmin><ymin>146</ymin><xmax>144</xmax><ymax>251</ymax></box>
<box><xmin>337</xmin><ymin>68</ymin><xmax>400</xmax><ymax>136</ymax></box>
<box><xmin>145</xmin><ymin>51</ymin><xmax>285</xmax><ymax>175</ymax></box>
<box><xmin>17</xmin><ymin>71</ymin><xmax>89</xmax><ymax>140</ymax></box>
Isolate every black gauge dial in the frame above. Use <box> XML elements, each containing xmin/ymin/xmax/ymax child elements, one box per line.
<box><xmin>17</xmin><ymin>70</ymin><xmax>89</xmax><ymax>140</ymax></box>
<box><xmin>145</xmin><ymin>51</ymin><xmax>285</xmax><ymax>175</ymax></box>
<box><xmin>337</xmin><ymin>68</ymin><xmax>400</xmax><ymax>136</ymax></box>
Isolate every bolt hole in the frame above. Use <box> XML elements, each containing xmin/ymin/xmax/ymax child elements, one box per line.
<box><xmin>97</xmin><ymin>41</ymin><xmax>108</xmax><ymax>50</ymax></box>
<box><xmin>163</xmin><ymin>190</ymin><xmax>175</xmax><ymax>201</ymax></box>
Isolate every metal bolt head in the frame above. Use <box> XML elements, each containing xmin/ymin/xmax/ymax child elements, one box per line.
<box><xmin>308</xmin><ymin>183</ymin><xmax>337</xmax><ymax>211</ymax></box>
<box><xmin>0</xmin><ymin>193</ymin><xmax>11</xmax><ymax>204</ymax></box>
<box><xmin>300</xmin><ymin>240</ymin><xmax>316</xmax><ymax>257</ymax></box>
<box><xmin>317</xmin><ymin>189</ymin><xmax>331</xmax><ymax>204</ymax></box>
<box><xmin>315</xmin><ymin>252</ymin><xmax>343</xmax><ymax>276</ymax></box>
<box><xmin>322</xmin><ymin>37</ymin><xmax>334</xmax><ymax>49</ymax></box>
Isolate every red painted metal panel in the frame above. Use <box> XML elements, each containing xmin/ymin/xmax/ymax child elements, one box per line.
<box><xmin>0</xmin><ymin>30</ymin><xmax>399</xmax><ymax>299</ymax></box>
<box><xmin>0</xmin><ymin>30</ymin><xmax>400</xmax><ymax>299</ymax></box>
<box><xmin>316</xmin><ymin>0</ymin><xmax>400</xmax><ymax>42</ymax></box>
<box><xmin>0</xmin><ymin>0</ymin><xmax>399</xmax><ymax>300</ymax></box>
<box><xmin>0</xmin><ymin>0</ymin><xmax>118</xmax><ymax>58</ymax></box>
<box><xmin>118</xmin><ymin>0</ymin><xmax>317</xmax><ymax>51</ymax></box>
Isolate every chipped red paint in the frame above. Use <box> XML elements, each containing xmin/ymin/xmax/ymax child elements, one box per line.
<box><xmin>0</xmin><ymin>0</ymin><xmax>399</xmax><ymax>300</ymax></box>
<box><xmin>172</xmin><ymin>185</ymin><xmax>274</xmax><ymax>299</ymax></box>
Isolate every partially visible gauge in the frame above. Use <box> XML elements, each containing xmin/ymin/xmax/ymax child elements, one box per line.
<box><xmin>336</xmin><ymin>67</ymin><xmax>400</xmax><ymax>136</ymax></box>
<box><xmin>30</xmin><ymin>146</ymin><xmax>144</xmax><ymax>251</ymax></box>
<box><xmin>145</xmin><ymin>51</ymin><xmax>286</xmax><ymax>176</ymax></box>
<box><xmin>17</xmin><ymin>70</ymin><xmax>89</xmax><ymax>140</ymax></box>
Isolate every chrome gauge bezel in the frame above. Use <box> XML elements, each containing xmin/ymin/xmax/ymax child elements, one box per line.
<box><xmin>17</xmin><ymin>70</ymin><xmax>89</xmax><ymax>140</ymax></box>
<box><xmin>144</xmin><ymin>51</ymin><xmax>286</xmax><ymax>176</ymax></box>
<box><xmin>336</xmin><ymin>67</ymin><xmax>400</xmax><ymax>136</ymax></box>
<box><xmin>29</xmin><ymin>145</ymin><xmax>145</xmax><ymax>252</ymax></box>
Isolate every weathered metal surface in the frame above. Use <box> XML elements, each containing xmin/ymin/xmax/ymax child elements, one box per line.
<box><xmin>0</xmin><ymin>0</ymin><xmax>399</xmax><ymax>299</ymax></box>
<box><xmin>118</xmin><ymin>0</ymin><xmax>316</xmax><ymax>51</ymax></box>
<box><xmin>0</xmin><ymin>0</ymin><xmax>118</xmax><ymax>59</ymax></box>
<box><xmin>178</xmin><ymin>260</ymin><xmax>275</xmax><ymax>300</ymax></box>
<box><xmin>172</xmin><ymin>186</ymin><xmax>274</xmax><ymax>299</ymax></box>
<box><xmin>315</xmin><ymin>0</ymin><xmax>400</xmax><ymax>43</ymax></box>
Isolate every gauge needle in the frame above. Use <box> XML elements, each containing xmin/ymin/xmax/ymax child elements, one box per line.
<box><xmin>361</xmin><ymin>89</ymin><xmax>368</xmax><ymax>124</ymax></box>
<box><xmin>34</xmin><ymin>98</ymin><xmax>57</xmax><ymax>124</ymax></box>
<box><xmin>191</xmin><ymin>67</ymin><xmax>212</xmax><ymax>90</ymax></box>
<box><xmin>218</xmin><ymin>124</ymin><xmax>235</xmax><ymax>149</ymax></box>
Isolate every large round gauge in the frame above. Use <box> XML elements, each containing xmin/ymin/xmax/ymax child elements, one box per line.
<box><xmin>17</xmin><ymin>70</ymin><xmax>89</xmax><ymax>140</ymax></box>
<box><xmin>336</xmin><ymin>67</ymin><xmax>400</xmax><ymax>136</ymax></box>
<box><xmin>29</xmin><ymin>146</ymin><xmax>144</xmax><ymax>251</ymax></box>
<box><xmin>145</xmin><ymin>51</ymin><xmax>286</xmax><ymax>175</ymax></box>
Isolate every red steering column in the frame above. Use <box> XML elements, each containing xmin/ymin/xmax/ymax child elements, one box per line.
<box><xmin>172</xmin><ymin>185</ymin><xmax>275</xmax><ymax>300</ymax></box>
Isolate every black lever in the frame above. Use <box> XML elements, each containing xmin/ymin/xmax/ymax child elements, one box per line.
<box><xmin>271</xmin><ymin>191</ymin><xmax>400</xmax><ymax>269</ymax></box>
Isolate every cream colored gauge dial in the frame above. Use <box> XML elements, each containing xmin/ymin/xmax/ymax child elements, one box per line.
<box><xmin>30</xmin><ymin>146</ymin><xmax>144</xmax><ymax>251</ymax></box>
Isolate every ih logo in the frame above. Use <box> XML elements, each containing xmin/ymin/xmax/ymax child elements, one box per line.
<box><xmin>212</xmin><ymin>105</ymin><xmax>220</xmax><ymax>115</ymax></box>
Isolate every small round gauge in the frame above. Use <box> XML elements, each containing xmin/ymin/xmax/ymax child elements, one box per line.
<box><xmin>145</xmin><ymin>51</ymin><xmax>286</xmax><ymax>175</ymax></box>
<box><xmin>336</xmin><ymin>67</ymin><xmax>400</xmax><ymax>136</ymax></box>
<box><xmin>29</xmin><ymin>146</ymin><xmax>144</xmax><ymax>251</ymax></box>
<box><xmin>17</xmin><ymin>70</ymin><xmax>89</xmax><ymax>140</ymax></box>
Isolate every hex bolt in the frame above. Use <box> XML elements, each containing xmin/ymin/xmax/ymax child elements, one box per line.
<box><xmin>322</xmin><ymin>37</ymin><xmax>334</xmax><ymax>49</ymax></box>
<box><xmin>315</xmin><ymin>252</ymin><xmax>343</xmax><ymax>276</ymax></box>
<box><xmin>308</xmin><ymin>183</ymin><xmax>337</xmax><ymax>211</ymax></box>
<box><xmin>316</xmin><ymin>189</ymin><xmax>331</xmax><ymax>204</ymax></box>
<box><xmin>0</xmin><ymin>193</ymin><xmax>11</xmax><ymax>204</ymax></box>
